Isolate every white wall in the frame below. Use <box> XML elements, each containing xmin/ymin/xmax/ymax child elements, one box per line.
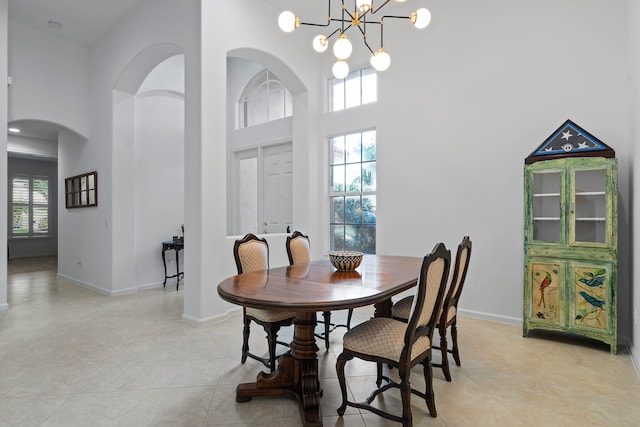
<box><xmin>370</xmin><ymin>0</ymin><xmax>630</xmax><ymax>327</ymax></box>
<box><xmin>57</xmin><ymin>128</ymin><xmax>95</xmax><ymax>288</ymax></box>
<box><xmin>134</xmin><ymin>91</ymin><xmax>185</xmax><ymax>289</ymax></box>
<box><xmin>7</xmin><ymin>21</ymin><xmax>89</xmax><ymax>137</ymax></box>
<box><xmin>201</xmin><ymin>1</ymin><xmax>323</xmax><ymax>322</ymax></box>
<box><xmin>2</xmin><ymin>0</ymin><xmax>635</xmax><ymax>361</ymax></box>
<box><xmin>0</xmin><ymin>0</ymin><xmax>8</xmax><ymax>310</ymax></box>
<box><xmin>245</xmin><ymin>0</ymin><xmax>633</xmax><ymax>335</ymax></box>
<box><xmin>627</xmin><ymin>0</ymin><xmax>640</xmax><ymax>372</ymax></box>
<box><xmin>8</xmin><ymin>134</ymin><xmax>57</xmax><ymax>159</ymax></box>
<box><xmin>56</xmin><ymin>0</ymin><xmax>199</xmax><ymax>296</ymax></box>
<box><xmin>6</xmin><ymin>18</ymin><xmax>93</xmax><ymax>293</ymax></box>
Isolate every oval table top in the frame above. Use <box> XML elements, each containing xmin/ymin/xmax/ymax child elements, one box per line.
<box><xmin>217</xmin><ymin>254</ymin><xmax>423</xmax><ymax>312</ymax></box>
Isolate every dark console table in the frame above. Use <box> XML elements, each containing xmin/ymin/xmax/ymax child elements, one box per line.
<box><xmin>162</xmin><ymin>238</ymin><xmax>184</xmax><ymax>290</ymax></box>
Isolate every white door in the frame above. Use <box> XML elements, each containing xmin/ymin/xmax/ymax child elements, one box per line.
<box><xmin>262</xmin><ymin>143</ymin><xmax>292</xmax><ymax>233</ymax></box>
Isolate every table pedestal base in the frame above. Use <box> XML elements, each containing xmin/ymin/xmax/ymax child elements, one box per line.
<box><xmin>235</xmin><ymin>312</ymin><xmax>322</xmax><ymax>427</ymax></box>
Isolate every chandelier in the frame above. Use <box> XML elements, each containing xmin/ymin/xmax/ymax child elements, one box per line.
<box><xmin>278</xmin><ymin>0</ymin><xmax>432</xmax><ymax>79</ymax></box>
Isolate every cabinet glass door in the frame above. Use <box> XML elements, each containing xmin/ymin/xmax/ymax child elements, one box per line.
<box><xmin>572</xmin><ymin>168</ymin><xmax>607</xmax><ymax>244</ymax></box>
<box><xmin>531</xmin><ymin>170</ymin><xmax>561</xmax><ymax>242</ymax></box>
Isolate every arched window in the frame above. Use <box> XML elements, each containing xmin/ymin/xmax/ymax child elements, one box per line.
<box><xmin>239</xmin><ymin>69</ymin><xmax>292</xmax><ymax>128</ymax></box>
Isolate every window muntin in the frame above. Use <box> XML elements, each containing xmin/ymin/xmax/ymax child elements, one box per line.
<box><xmin>330</xmin><ymin>130</ymin><xmax>376</xmax><ymax>253</ymax></box>
<box><xmin>329</xmin><ymin>67</ymin><xmax>377</xmax><ymax>112</ymax></box>
<box><xmin>11</xmin><ymin>175</ymin><xmax>49</xmax><ymax>237</ymax></box>
<box><xmin>239</xmin><ymin>69</ymin><xmax>292</xmax><ymax>128</ymax></box>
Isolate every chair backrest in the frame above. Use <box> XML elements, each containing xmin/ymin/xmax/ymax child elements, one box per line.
<box><xmin>404</xmin><ymin>242</ymin><xmax>451</xmax><ymax>362</ymax></box>
<box><xmin>439</xmin><ymin>236</ymin><xmax>472</xmax><ymax>326</ymax></box>
<box><xmin>286</xmin><ymin>231</ymin><xmax>311</xmax><ymax>265</ymax></box>
<box><xmin>234</xmin><ymin>233</ymin><xmax>269</xmax><ymax>274</ymax></box>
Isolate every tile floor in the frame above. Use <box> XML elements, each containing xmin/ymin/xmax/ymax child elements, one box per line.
<box><xmin>1</xmin><ymin>256</ymin><xmax>639</xmax><ymax>426</ymax></box>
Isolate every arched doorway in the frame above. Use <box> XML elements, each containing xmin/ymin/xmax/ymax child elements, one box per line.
<box><xmin>112</xmin><ymin>44</ymin><xmax>186</xmax><ymax>292</ymax></box>
<box><xmin>226</xmin><ymin>48</ymin><xmax>307</xmax><ymax>238</ymax></box>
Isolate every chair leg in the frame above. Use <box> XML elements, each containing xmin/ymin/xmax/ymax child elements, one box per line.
<box><xmin>422</xmin><ymin>358</ymin><xmax>438</xmax><ymax>418</ymax></box>
<box><xmin>265</xmin><ymin>326</ymin><xmax>281</xmax><ymax>372</ymax></box>
<box><xmin>399</xmin><ymin>370</ymin><xmax>413</xmax><ymax>426</ymax></box>
<box><xmin>376</xmin><ymin>362</ymin><xmax>383</xmax><ymax>387</ymax></box>
<box><xmin>241</xmin><ymin>314</ymin><xmax>250</xmax><ymax>364</ymax></box>
<box><xmin>439</xmin><ymin>326</ymin><xmax>452</xmax><ymax>382</ymax></box>
<box><xmin>451</xmin><ymin>322</ymin><xmax>461</xmax><ymax>366</ymax></box>
<box><xmin>336</xmin><ymin>353</ymin><xmax>351</xmax><ymax>416</ymax></box>
<box><xmin>322</xmin><ymin>311</ymin><xmax>331</xmax><ymax>350</ymax></box>
<box><xmin>346</xmin><ymin>308</ymin><xmax>354</xmax><ymax>330</ymax></box>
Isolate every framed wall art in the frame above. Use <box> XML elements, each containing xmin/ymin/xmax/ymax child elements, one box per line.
<box><xmin>65</xmin><ymin>171</ymin><xmax>98</xmax><ymax>208</ymax></box>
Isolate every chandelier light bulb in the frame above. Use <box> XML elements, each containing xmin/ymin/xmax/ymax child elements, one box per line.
<box><xmin>370</xmin><ymin>49</ymin><xmax>391</xmax><ymax>71</ymax></box>
<box><xmin>278</xmin><ymin>2</ymin><xmax>433</xmax><ymax>78</ymax></box>
<box><xmin>333</xmin><ymin>34</ymin><xmax>353</xmax><ymax>60</ymax></box>
<box><xmin>332</xmin><ymin>60</ymin><xmax>350</xmax><ymax>79</ymax></box>
<box><xmin>411</xmin><ymin>8</ymin><xmax>432</xmax><ymax>29</ymax></box>
<box><xmin>356</xmin><ymin>0</ymin><xmax>373</xmax><ymax>13</ymax></box>
<box><xmin>312</xmin><ymin>34</ymin><xmax>329</xmax><ymax>53</ymax></box>
<box><xmin>278</xmin><ymin>11</ymin><xmax>299</xmax><ymax>32</ymax></box>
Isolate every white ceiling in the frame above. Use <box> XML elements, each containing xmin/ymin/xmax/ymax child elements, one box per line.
<box><xmin>8</xmin><ymin>119</ymin><xmax>59</xmax><ymax>141</ymax></box>
<box><xmin>8</xmin><ymin>0</ymin><xmax>149</xmax><ymax>46</ymax></box>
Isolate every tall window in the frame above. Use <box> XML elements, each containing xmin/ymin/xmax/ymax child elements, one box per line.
<box><xmin>239</xmin><ymin>69</ymin><xmax>292</xmax><ymax>128</ymax></box>
<box><xmin>329</xmin><ymin>67</ymin><xmax>377</xmax><ymax>112</ymax></box>
<box><xmin>330</xmin><ymin>130</ymin><xmax>376</xmax><ymax>253</ymax></box>
<box><xmin>11</xmin><ymin>175</ymin><xmax>49</xmax><ymax>237</ymax></box>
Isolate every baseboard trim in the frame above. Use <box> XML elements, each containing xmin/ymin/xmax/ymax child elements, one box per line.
<box><xmin>458</xmin><ymin>308</ymin><xmax>521</xmax><ymax>326</ymax></box>
<box><xmin>57</xmin><ymin>273</ymin><xmax>110</xmax><ymax>295</ymax></box>
<box><xmin>182</xmin><ymin>307</ymin><xmax>241</xmax><ymax>326</ymax></box>
<box><xmin>137</xmin><ymin>282</ymin><xmax>165</xmax><ymax>291</ymax></box>
<box><xmin>56</xmin><ymin>273</ymin><xmax>137</xmax><ymax>296</ymax></box>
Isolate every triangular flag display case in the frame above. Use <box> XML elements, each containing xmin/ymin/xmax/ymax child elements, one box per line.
<box><xmin>523</xmin><ymin>120</ymin><xmax>618</xmax><ymax>353</ymax></box>
<box><xmin>525</xmin><ymin>119</ymin><xmax>615</xmax><ymax>164</ymax></box>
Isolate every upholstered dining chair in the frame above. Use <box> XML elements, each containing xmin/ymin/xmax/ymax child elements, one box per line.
<box><xmin>234</xmin><ymin>233</ymin><xmax>295</xmax><ymax>372</ymax></box>
<box><xmin>336</xmin><ymin>242</ymin><xmax>451</xmax><ymax>425</ymax></box>
<box><xmin>391</xmin><ymin>236</ymin><xmax>472</xmax><ymax>381</ymax></box>
<box><xmin>286</xmin><ymin>231</ymin><xmax>354</xmax><ymax>350</ymax></box>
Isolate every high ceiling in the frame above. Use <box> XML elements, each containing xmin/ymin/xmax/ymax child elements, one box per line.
<box><xmin>6</xmin><ymin>0</ymin><xmax>416</xmax><ymax>141</ymax></box>
<box><xmin>7</xmin><ymin>0</ymin><xmax>148</xmax><ymax>141</ymax></box>
<box><xmin>8</xmin><ymin>0</ymin><xmax>149</xmax><ymax>46</ymax></box>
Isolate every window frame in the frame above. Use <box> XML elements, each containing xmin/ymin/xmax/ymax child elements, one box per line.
<box><xmin>65</xmin><ymin>171</ymin><xmax>98</xmax><ymax>208</ymax></box>
<box><xmin>329</xmin><ymin>66</ymin><xmax>377</xmax><ymax>112</ymax></box>
<box><xmin>10</xmin><ymin>174</ymin><xmax>50</xmax><ymax>238</ymax></box>
<box><xmin>239</xmin><ymin>69</ymin><xmax>293</xmax><ymax>128</ymax></box>
<box><xmin>329</xmin><ymin>129</ymin><xmax>377</xmax><ymax>254</ymax></box>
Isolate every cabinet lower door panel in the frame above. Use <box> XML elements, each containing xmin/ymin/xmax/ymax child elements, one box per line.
<box><xmin>569</xmin><ymin>262</ymin><xmax>613</xmax><ymax>334</ymax></box>
<box><xmin>527</xmin><ymin>260</ymin><xmax>564</xmax><ymax>328</ymax></box>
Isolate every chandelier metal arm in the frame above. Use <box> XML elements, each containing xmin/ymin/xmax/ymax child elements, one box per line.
<box><xmin>298</xmin><ymin>20</ymin><xmax>333</xmax><ymax>28</ymax></box>
<box><xmin>368</xmin><ymin>0</ymin><xmax>393</xmax><ymax>15</ymax></box>
<box><xmin>278</xmin><ymin>0</ymin><xmax>432</xmax><ymax>77</ymax></box>
<box><xmin>380</xmin><ymin>15</ymin><xmax>413</xmax><ymax>22</ymax></box>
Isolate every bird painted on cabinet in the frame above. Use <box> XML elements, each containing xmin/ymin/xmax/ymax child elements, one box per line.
<box><xmin>539</xmin><ymin>271</ymin><xmax>552</xmax><ymax>308</ymax></box>
<box><xmin>579</xmin><ymin>291</ymin><xmax>605</xmax><ymax>309</ymax></box>
<box><xmin>577</xmin><ymin>269</ymin><xmax>606</xmax><ymax>288</ymax></box>
<box><xmin>578</xmin><ymin>275</ymin><xmax>606</xmax><ymax>288</ymax></box>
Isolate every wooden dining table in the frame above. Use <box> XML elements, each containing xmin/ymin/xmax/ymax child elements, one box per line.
<box><xmin>217</xmin><ymin>255</ymin><xmax>423</xmax><ymax>427</ymax></box>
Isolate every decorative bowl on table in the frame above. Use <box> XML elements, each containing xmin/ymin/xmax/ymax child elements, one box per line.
<box><xmin>328</xmin><ymin>251</ymin><xmax>364</xmax><ymax>271</ymax></box>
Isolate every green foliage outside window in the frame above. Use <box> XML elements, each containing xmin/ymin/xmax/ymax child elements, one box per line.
<box><xmin>330</xmin><ymin>130</ymin><xmax>376</xmax><ymax>254</ymax></box>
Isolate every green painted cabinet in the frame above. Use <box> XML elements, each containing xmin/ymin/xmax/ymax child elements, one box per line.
<box><xmin>523</xmin><ymin>157</ymin><xmax>618</xmax><ymax>353</ymax></box>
